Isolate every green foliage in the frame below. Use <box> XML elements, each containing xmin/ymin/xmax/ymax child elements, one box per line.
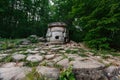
<box><xmin>27</xmin><ymin>35</ymin><xmax>38</xmax><ymax>43</ymax></box>
<box><xmin>0</xmin><ymin>55</ymin><xmax>13</xmax><ymax>63</ymax></box>
<box><xmin>0</xmin><ymin>39</ymin><xmax>18</xmax><ymax>50</ymax></box>
<box><xmin>65</xmin><ymin>49</ymin><xmax>78</xmax><ymax>54</ymax></box>
<box><xmin>68</xmin><ymin>0</ymin><xmax>120</xmax><ymax>50</ymax></box>
<box><xmin>25</xmin><ymin>61</ymin><xmax>39</xmax><ymax>67</ymax></box>
<box><xmin>24</xmin><ymin>67</ymin><xmax>47</xmax><ymax>80</ymax></box>
<box><xmin>59</xmin><ymin>66</ymin><xmax>75</xmax><ymax>80</ymax></box>
<box><xmin>0</xmin><ymin>0</ymin><xmax>49</xmax><ymax>38</ymax></box>
<box><xmin>89</xmin><ymin>49</ymin><xmax>120</xmax><ymax>57</ymax></box>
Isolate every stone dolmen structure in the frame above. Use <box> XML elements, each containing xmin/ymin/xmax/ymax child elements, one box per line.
<box><xmin>46</xmin><ymin>22</ymin><xmax>69</xmax><ymax>44</ymax></box>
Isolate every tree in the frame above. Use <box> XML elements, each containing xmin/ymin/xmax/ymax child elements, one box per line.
<box><xmin>69</xmin><ymin>0</ymin><xmax>120</xmax><ymax>49</ymax></box>
<box><xmin>0</xmin><ymin>0</ymin><xmax>49</xmax><ymax>38</ymax></box>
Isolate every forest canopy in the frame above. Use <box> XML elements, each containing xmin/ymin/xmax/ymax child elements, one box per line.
<box><xmin>0</xmin><ymin>0</ymin><xmax>120</xmax><ymax>50</ymax></box>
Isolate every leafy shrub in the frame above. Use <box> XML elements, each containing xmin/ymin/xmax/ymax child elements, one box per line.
<box><xmin>59</xmin><ymin>66</ymin><xmax>75</xmax><ymax>80</ymax></box>
<box><xmin>70</xmin><ymin>0</ymin><xmax>120</xmax><ymax>50</ymax></box>
<box><xmin>27</xmin><ymin>35</ymin><xmax>39</xmax><ymax>43</ymax></box>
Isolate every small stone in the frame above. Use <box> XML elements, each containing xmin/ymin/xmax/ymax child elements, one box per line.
<box><xmin>59</xmin><ymin>50</ymin><xmax>66</xmax><ymax>53</ymax></box>
<box><xmin>40</xmin><ymin>50</ymin><xmax>46</xmax><ymax>54</ymax></box>
<box><xmin>0</xmin><ymin>54</ymin><xmax>9</xmax><ymax>57</ymax></box>
<box><xmin>51</xmin><ymin>47</ymin><xmax>64</xmax><ymax>51</ymax></box>
<box><xmin>19</xmin><ymin>51</ymin><xmax>26</xmax><ymax>54</ymax></box>
<box><xmin>12</xmin><ymin>54</ymin><xmax>26</xmax><ymax>61</ymax></box>
<box><xmin>48</xmin><ymin>45</ymin><xmax>56</xmax><ymax>48</ymax></box>
<box><xmin>47</xmin><ymin>52</ymin><xmax>52</xmax><ymax>54</ymax></box>
<box><xmin>0</xmin><ymin>54</ymin><xmax>9</xmax><ymax>59</ymax></box>
<box><xmin>20</xmin><ymin>39</ymin><xmax>31</xmax><ymax>45</ymax></box>
<box><xmin>44</xmin><ymin>43</ymin><xmax>49</xmax><ymax>46</ymax></box>
<box><xmin>38</xmin><ymin>37</ymin><xmax>46</xmax><ymax>42</ymax></box>
<box><xmin>71</xmin><ymin>48</ymin><xmax>79</xmax><ymax>51</ymax></box>
<box><xmin>37</xmin><ymin>66</ymin><xmax>60</xmax><ymax>80</ymax></box>
<box><xmin>52</xmin><ymin>56</ymin><xmax>63</xmax><ymax>62</ymax></box>
<box><xmin>29</xmin><ymin>35</ymin><xmax>38</xmax><ymax>38</ymax></box>
<box><xmin>34</xmin><ymin>48</ymin><xmax>40</xmax><ymax>51</ymax></box>
<box><xmin>26</xmin><ymin>55</ymin><xmax>43</xmax><ymax>62</ymax></box>
<box><xmin>67</xmin><ymin>54</ymin><xmax>80</xmax><ymax>59</ymax></box>
<box><xmin>26</xmin><ymin>49</ymin><xmax>39</xmax><ymax>54</ymax></box>
<box><xmin>45</xmin><ymin>54</ymin><xmax>55</xmax><ymax>60</ymax></box>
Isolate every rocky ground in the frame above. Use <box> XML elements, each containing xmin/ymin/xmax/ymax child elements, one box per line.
<box><xmin>0</xmin><ymin>36</ymin><xmax>120</xmax><ymax>80</ymax></box>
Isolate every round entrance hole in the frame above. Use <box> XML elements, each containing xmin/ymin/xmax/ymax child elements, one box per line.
<box><xmin>55</xmin><ymin>36</ymin><xmax>59</xmax><ymax>39</ymax></box>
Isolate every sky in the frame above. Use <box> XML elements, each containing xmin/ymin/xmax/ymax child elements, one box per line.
<box><xmin>49</xmin><ymin>0</ymin><xmax>54</xmax><ymax>5</ymax></box>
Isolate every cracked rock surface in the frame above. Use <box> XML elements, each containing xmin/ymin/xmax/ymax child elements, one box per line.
<box><xmin>0</xmin><ymin>39</ymin><xmax>120</xmax><ymax>80</ymax></box>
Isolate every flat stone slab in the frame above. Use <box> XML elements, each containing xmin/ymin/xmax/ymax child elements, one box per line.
<box><xmin>37</xmin><ymin>66</ymin><xmax>60</xmax><ymax>80</ymax></box>
<box><xmin>12</xmin><ymin>54</ymin><xmax>26</xmax><ymax>61</ymax></box>
<box><xmin>26</xmin><ymin>49</ymin><xmax>39</xmax><ymax>54</ymax></box>
<box><xmin>45</xmin><ymin>54</ymin><xmax>55</xmax><ymax>60</ymax></box>
<box><xmin>0</xmin><ymin>67</ymin><xmax>31</xmax><ymax>80</ymax></box>
<box><xmin>26</xmin><ymin>54</ymin><xmax>43</xmax><ymax>62</ymax></box>
<box><xmin>71</xmin><ymin>59</ymin><xmax>106</xmax><ymax>80</ymax></box>
<box><xmin>71</xmin><ymin>60</ymin><xmax>105</xmax><ymax>69</ymax></box>
<box><xmin>57</xmin><ymin>59</ymin><xmax>69</xmax><ymax>68</ymax></box>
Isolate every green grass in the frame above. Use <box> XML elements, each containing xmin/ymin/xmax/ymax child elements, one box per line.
<box><xmin>0</xmin><ymin>38</ymin><xmax>21</xmax><ymax>50</ymax></box>
<box><xmin>24</xmin><ymin>67</ymin><xmax>47</xmax><ymax>80</ymax></box>
<box><xmin>25</xmin><ymin>61</ymin><xmax>40</xmax><ymax>67</ymax></box>
<box><xmin>65</xmin><ymin>49</ymin><xmax>78</xmax><ymax>54</ymax></box>
<box><xmin>78</xmin><ymin>53</ymin><xmax>88</xmax><ymax>57</ymax></box>
<box><xmin>89</xmin><ymin>49</ymin><xmax>120</xmax><ymax>57</ymax></box>
<box><xmin>0</xmin><ymin>55</ymin><xmax>13</xmax><ymax>63</ymax></box>
<box><xmin>58</xmin><ymin>66</ymin><xmax>75</xmax><ymax>80</ymax></box>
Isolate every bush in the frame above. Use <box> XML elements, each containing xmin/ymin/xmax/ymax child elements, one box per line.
<box><xmin>27</xmin><ymin>35</ymin><xmax>39</xmax><ymax>43</ymax></box>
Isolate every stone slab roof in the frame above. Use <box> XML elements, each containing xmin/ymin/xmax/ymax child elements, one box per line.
<box><xmin>48</xmin><ymin>22</ymin><xmax>67</xmax><ymax>27</ymax></box>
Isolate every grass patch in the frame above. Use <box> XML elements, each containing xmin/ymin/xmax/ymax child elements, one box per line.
<box><xmin>0</xmin><ymin>39</ymin><xmax>21</xmax><ymax>50</ymax></box>
<box><xmin>25</xmin><ymin>61</ymin><xmax>40</xmax><ymax>67</ymax></box>
<box><xmin>24</xmin><ymin>67</ymin><xmax>47</xmax><ymax>80</ymax></box>
<box><xmin>65</xmin><ymin>49</ymin><xmax>78</xmax><ymax>54</ymax></box>
<box><xmin>79</xmin><ymin>48</ymin><xmax>87</xmax><ymax>53</ymax></box>
<box><xmin>0</xmin><ymin>55</ymin><xmax>13</xmax><ymax>63</ymax></box>
<box><xmin>58</xmin><ymin>66</ymin><xmax>75</xmax><ymax>80</ymax></box>
<box><xmin>88</xmin><ymin>49</ymin><xmax>120</xmax><ymax>57</ymax></box>
<box><xmin>78</xmin><ymin>53</ymin><xmax>88</xmax><ymax>57</ymax></box>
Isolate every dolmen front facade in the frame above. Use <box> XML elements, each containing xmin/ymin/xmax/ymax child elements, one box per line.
<box><xmin>46</xmin><ymin>22</ymin><xmax>69</xmax><ymax>44</ymax></box>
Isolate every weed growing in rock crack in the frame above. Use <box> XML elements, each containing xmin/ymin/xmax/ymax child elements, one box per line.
<box><xmin>89</xmin><ymin>50</ymin><xmax>98</xmax><ymax>56</ymax></box>
<box><xmin>68</xmin><ymin>57</ymin><xmax>74</xmax><ymax>62</ymax></box>
<box><xmin>78</xmin><ymin>53</ymin><xmax>88</xmax><ymax>57</ymax></box>
<box><xmin>89</xmin><ymin>49</ymin><xmax>120</xmax><ymax>57</ymax></box>
<box><xmin>65</xmin><ymin>49</ymin><xmax>71</xmax><ymax>53</ymax></box>
<box><xmin>27</xmin><ymin>35</ymin><xmax>39</xmax><ymax>43</ymax></box>
<box><xmin>40</xmin><ymin>61</ymin><xmax>48</xmax><ymax>66</ymax></box>
<box><xmin>79</xmin><ymin>48</ymin><xmax>87</xmax><ymax>53</ymax></box>
<box><xmin>0</xmin><ymin>55</ymin><xmax>13</xmax><ymax>63</ymax></box>
<box><xmin>65</xmin><ymin>49</ymin><xmax>78</xmax><ymax>54</ymax></box>
<box><xmin>58</xmin><ymin>66</ymin><xmax>75</xmax><ymax>80</ymax></box>
<box><xmin>62</xmin><ymin>54</ymin><xmax>68</xmax><ymax>59</ymax></box>
<box><xmin>0</xmin><ymin>39</ymin><xmax>19</xmax><ymax>50</ymax></box>
<box><xmin>54</xmin><ymin>63</ymin><xmax>63</xmax><ymax>69</ymax></box>
<box><xmin>25</xmin><ymin>61</ymin><xmax>40</xmax><ymax>67</ymax></box>
<box><xmin>24</xmin><ymin>67</ymin><xmax>47</xmax><ymax>80</ymax></box>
